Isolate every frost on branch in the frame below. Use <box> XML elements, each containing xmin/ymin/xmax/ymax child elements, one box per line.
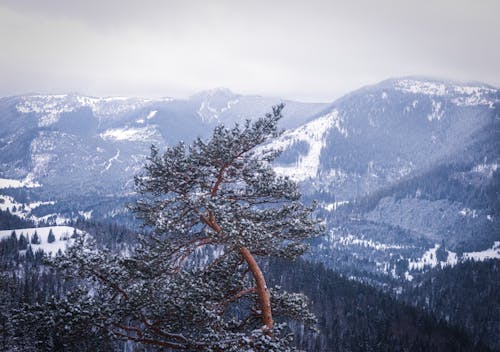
<box><xmin>51</xmin><ymin>105</ymin><xmax>323</xmax><ymax>350</ymax></box>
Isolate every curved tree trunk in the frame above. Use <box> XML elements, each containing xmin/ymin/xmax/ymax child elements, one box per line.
<box><xmin>201</xmin><ymin>213</ymin><xmax>274</xmax><ymax>333</ymax></box>
<box><xmin>239</xmin><ymin>246</ymin><xmax>274</xmax><ymax>333</ymax></box>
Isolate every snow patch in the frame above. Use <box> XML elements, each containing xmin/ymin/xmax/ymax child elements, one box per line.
<box><xmin>323</xmin><ymin>201</ymin><xmax>349</xmax><ymax>211</ymax></box>
<box><xmin>427</xmin><ymin>100</ymin><xmax>444</xmax><ymax>121</ymax></box>
<box><xmin>0</xmin><ymin>226</ymin><xmax>82</xmax><ymax>256</ymax></box>
<box><xmin>15</xmin><ymin>94</ymin><xmax>155</xmax><ymax>127</ymax></box>
<box><xmin>472</xmin><ymin>162</ymin><xmax>498</xmax><ymax>177</ymax></box>
<box><xmin>0</xmin><ymin>195</ymin><xmax>54</xmax><ymax>220</ymax></box>
<box><xmin>408</xmin><ymin>242</ymin><xmax>499</xmax><ymax>276</ymax></box>
<box><xmin>102</xmin><ymin>149</ymin><xmax>121</xmax><ymax>172</ymax></box>
<box><xmin>327</xmin><ymin>231</ymin><xmax>408</xmax><ymax>251</ymax></box>
<box><xmin>270</xmin><ymin>110</ymin><xmax>344</xmax><ymax>181</ymax></box>
<box><xmin>408</xmin><ymin>244</ymin><xmax>458</xmax><ymax>271</ymax></box>
<box><xmin>458</xmin><ymin>207</ymin><xmax>478</xmax><ymax>218</ymax></box>
<box><xmin>78</xmin><ymin>210</ymin><xmax>93</xmax><ymax>220</ymax></box>
<box><xmin>462</xmin><ymin>242</ymin><xmax>500</xmax><ymax>261</ymax></box>
<box><xmin>395</xmin><ymin>80</ymin><xmax>446</xmax><ymax>96</ymax></box>
<box><xmin>451</xmin><ymin>86</ymin><xmax>497</xmax><ymax>108</ymax></box>
<box><xmin>16</xmin><ymin>95</ymin><xmax>74</xmax><ymax>127</ymax></box>
<box><xmin>146</xmin><ymin>110</ymin><xmax>157</xmax><ymax>120</ymax></box>
<box><xmin>100</xmin><ymin>126</ymin><xmax>157</xmax><ymax>142</ymax></box>
<box><xmin>0</xmin><ymin>176</ymin><xmax>40</xmax><ymax>189</ymax></box>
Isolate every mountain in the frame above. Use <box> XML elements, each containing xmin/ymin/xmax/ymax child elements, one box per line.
<box><xmin>0</xmin><ymin>77</ymin><xmax>498</xmax><ymax>281</ymax></box>
<box><xmin>267</xmin><ymin>77</ymin><xmax>499</xmax><ymax>283</ymax></box>
<box><xmin>0</xmin><ymin>90</ymin><xmax>327</xmax><ymax>222</ymax></box>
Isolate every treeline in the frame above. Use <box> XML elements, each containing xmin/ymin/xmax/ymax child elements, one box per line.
<box><xmin>267</xmin><ymin>259</ymin><xmax>492</xmax><ymax>352</ymax></box>
<box><xmin>349</xmin><ymin>163</ymin><xmax>500</xmax><ymax>214</ymax></box>
<box><xmin>402</xmin><ymin>260</ymin><xmax>500</xmax><ymax>351</ymax></box>
<box><xmin>0</xmin><ymin>208</ymin><xmax>36</xmax><ymax>230</ymax></box>
<box><xmin>0</xmin><ymin>217</ymin><xmax>496</xmax><ymax>351</ymax></box>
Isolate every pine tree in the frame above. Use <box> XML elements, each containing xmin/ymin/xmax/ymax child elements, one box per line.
<box><xmin>47</xmin><ymin>229</ymin><xmax>55</xmax><ymax>244</ymax></box>
<box><xmin>18</xmin><ymin>233</ymin><xmax>28</xmax><ymax>250</ymax></box>
<box><xmin>31</xmin><ymin>231</ymin><xmax>40</xmax><ymax>245</ymax></box>
<box><xmin>53</xmin><ymin>105</ymin><xmax>322</xmax><ymax>350</ymax></box>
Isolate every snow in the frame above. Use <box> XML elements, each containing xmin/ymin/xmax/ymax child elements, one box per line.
<box><xmin>323</xmin><ymin>201</ymin><xmax>349</xmax><ymax>211</ymax></box>
<box><xmin>394</xmin><ymin>79</ymin><xmax>497</xmax><ymax>108</ymax></box>
<box><xmin>427</xmin><ymin>100</ymin><xmax>444</xmax><ymax>121</ymax></box>
<box><xmin>408</xmin><ymin>244</ymin><xmax>458</xmax><ymax>271</ymax></box>
<box><xmin>462</xmin><ymin>241</ymin><xmax>500</xmax><ymax>261</ymax></box>
<box><xmin>407</xmin><ymin>242</ymin><xmax>499</xmax><ymax>275</ymax></box>
<box><xmin>197</xmin><ymin>100</ymin><xmax>219</xmax><ymax>121</ymax></box>
<box><xmin>221</xmin><ymin>99</ymin><xmax>239</xmax><ymax>113</ymax></box>
<box><xmin>471</xmin><ymin>162</ymin><xmax>498</xmax><ymax>178</ymax></box>
<box><xmin>0</xmin><ymin>176</ymin><xmax>40</xmax><ymax>189</ymax></box>
<box><xmin>16</xmin><ymin>95</ymin><xmax>75</xmax><ymax>127</ymax></box>
<box><xmin>270</xmin><ymin>110</ymin><xmax>344</xmax><ymax>181</ymax></box>
<box><xmin>404</xmin><ymin>271</ymin><xmax>414</xmax><ymax>281</ymax></box>
<box><xmin>395</xmin><ymin>80</ymin><xmax>446</xmax><ymax>96</ymax></box>
<box><xmin>15</xmin><ymin>94</ymin><xmax>154</xmax><ymax>127</ymax></box>
<box><xmin>451</xmin><ymin>86</ymin><xmax>497</xmax><ymax>108</ymax></box>
<box><xmin>0</xmin><ymin>195</ymin><xmax>55</xmax><ymax>220</ymax></box>
<box><xmin>0</xmin><ymin>194</ymin><xmax>73</xmax><ymax>225</ymax></box>
<box><xmin>100</xmin><ymin>126</ymin><xmax>157</xmax><ymax>142</ymax></box>
<box><xmin>146</xmin><ymin>110</ymin><xmax>158</xmax><ymax>119</ymax></box>
<box><xmin>327</xmin><ymin>231</ymin><xmax>408</xmax><ymax>251</ymax></box>
<box><xmin>196</xmin><ymin>90</ymin><xmax>239</xmax><ymax>121</ymax></box>
<box><xmin>78</xmin><ymin>210</ymin><xmax>93</xmax><ymax>220</ymax></box>
<box><xmin>102</xmin><ymin>149</ymin><xmax>122</xmax><ymax>172</ymax></box>
<box><xmin>0</xmin><ymin>226</ymin><xmax>82</xmax><ymax>256</ymax></box>
<box><xmin>458</xmin><ymin>207</ymin><xmax>478</xmax><ymax>218</ymax></box>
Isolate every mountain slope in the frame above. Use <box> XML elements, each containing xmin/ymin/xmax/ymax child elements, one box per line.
<box><xmin>267</xmin><ymin>77</ymin><xmax>499</xmax><ymax>281</ymax></box>
<box><xmin>0</xmin><ymin>90</ymin><xmax>326</xmax><ymax>198</ymax></box>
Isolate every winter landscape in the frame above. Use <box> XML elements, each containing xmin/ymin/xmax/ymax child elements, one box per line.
<box><xmin>0</xmin><ymin>1</ymin><xmax>499</xmax><ymax>351</ymax></box>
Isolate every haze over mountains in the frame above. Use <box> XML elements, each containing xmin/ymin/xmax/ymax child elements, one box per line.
<box><xmin>0</xmin><ymin>76</ymin><xmax>498</xmax><ymax>283</ymax></box>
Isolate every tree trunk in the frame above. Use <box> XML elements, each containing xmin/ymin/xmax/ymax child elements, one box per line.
<box><xmin>239</xmin><ymin>246</ymin><xmax>274</xmax><ymax>333</ymax></box>
<box><xmin>201</xmin><ymin>214</ymin><xmax>274</xmax><ymax>333</ymax></box>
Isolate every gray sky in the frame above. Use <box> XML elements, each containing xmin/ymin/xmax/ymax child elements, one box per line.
<box><xmin>0</xmin><ymin>0</ymin><xmax>498</xmax><ymax>102</ymax></box>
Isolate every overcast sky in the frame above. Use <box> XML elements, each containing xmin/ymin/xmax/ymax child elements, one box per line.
<box><xmin>0</xmin><ymin>0</ymin><xmax>498</xmax><ymax>102</ymax></box>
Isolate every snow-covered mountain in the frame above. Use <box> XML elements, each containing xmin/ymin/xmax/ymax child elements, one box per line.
<box><xmin>266</xmin><ymin>77</ymin><xmax>499</xmax><ymax>282</ymax></box>
<box><xmin>1</xmin><ymin>78</ymin><xmax>498</xmax><ymax>283</ymax></box>
<box><xmin>0</xmin><ymin>89</ymin><xmax>327</xmax><ymax>197</ymax></box>
<box><xmin>271</xmin><ymin>77</ymin><xmax>499</xmax><ymax>199</ymax></box>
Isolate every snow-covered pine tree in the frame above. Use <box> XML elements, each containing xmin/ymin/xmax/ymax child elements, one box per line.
<box><xmin>53</xmin><ymin>105</ymin><xmax>322</xmax><ymax>351</ymax></box>
<box><xmin>47</xmin><ymin>229</ymin><xmax>55</xmax><ymax>244</ymax></box>
<box><xmin>31</xmin><ymin>231</ymin><xmax>40</xmax><ymax>245</ymax></box>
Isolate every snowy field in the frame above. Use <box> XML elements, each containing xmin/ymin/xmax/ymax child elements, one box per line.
<box><xmin>0</xmin><ymin>226</ymin><xmax>82</xmax><ymax>256</ymax></box>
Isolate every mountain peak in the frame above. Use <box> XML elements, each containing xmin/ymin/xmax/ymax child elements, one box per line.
<box><xmin>190</xmin><ymin>87</ymin><xmax>236</xmax><ymax>100</ymax></box>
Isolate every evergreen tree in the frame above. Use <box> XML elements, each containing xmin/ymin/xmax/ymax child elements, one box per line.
<box><xmin>18</xmin><ymin>233</ymin><xmax>28</xmax><ymax>250</ymax></box>
<box><xmin>53</xmin><ymin>105</ymin><xmax>322</xmax><ymax>350</ymax></box>
<box><xmin>47</xmin><ymin>229</ymin><xmax>55</xmax><ymax>244</ymax></box>
<box><xmin>31</xmin><ymin>231</ymin><xmax>40</xmax><ymax>245</ymax></box>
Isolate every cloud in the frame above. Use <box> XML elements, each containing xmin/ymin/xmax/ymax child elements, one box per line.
<box><xmin>0</xmin><ymin>0</ymin><xmax>498</xmax><ymax>102</ymax></box>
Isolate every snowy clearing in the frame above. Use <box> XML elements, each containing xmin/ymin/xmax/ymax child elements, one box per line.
<box><xmin>0</xmin><ymin>226</ymin><xmax>83</xmax><ymax>256</ymax></box>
